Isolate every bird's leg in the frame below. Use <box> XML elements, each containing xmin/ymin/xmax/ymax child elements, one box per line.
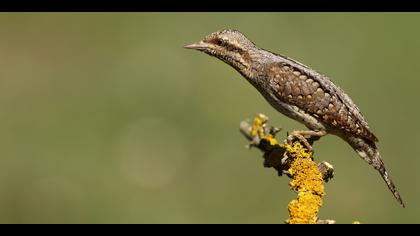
<box><xmin>286</xmin><ymin>130</ymin><xmax>327</xmax><ymax>152</ymax></box>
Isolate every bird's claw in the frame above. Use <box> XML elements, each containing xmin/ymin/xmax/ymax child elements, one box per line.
<box><xmin>286</xmin><ymin>131</ymin><xmax>313</xmax><ymax>153</ymax></box>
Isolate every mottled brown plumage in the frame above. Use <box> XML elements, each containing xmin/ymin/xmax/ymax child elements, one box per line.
<box><xmin>266</xmin><ymin>61</ymin><xmax>377</xmax><ymax>143</ymax></box>
<box><xmin>185</xmin><ymin>29</ymin><xmax>404</xmax><ymax>207</ymax></box>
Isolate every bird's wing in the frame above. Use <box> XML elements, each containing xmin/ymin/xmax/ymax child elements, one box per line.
<box><xmin>313</xmin><ymin>73</ymin><xmax>378</xmax><ymax>142</ymax></box>
<box><xmin>267</xmin><ymin>59</ymin><xmax>378</xmax><ymax>143</ymax></box>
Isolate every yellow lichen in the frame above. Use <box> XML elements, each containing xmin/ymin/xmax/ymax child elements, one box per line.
<box><xmin>250</xmin><ymin>113</ymin><xmax>278</xmax><ymax>145</ymax></box>
<box><xmin>285</xmin><ymin>142</ymin><xmax>325</xmax><ymax>224</ymax></box>
<box><xmin>352</xmin><ymin>221</ymin><xmax>361</xmax><ymax>224</ymax></box>
<box><xmin>250</xmin><ymin>113</ymin><xmax>267</xmax><ymax>136</ymax></box>
<box><xmin>283</xmin><ymin>142</ymin><xmax>312</xmax><ymax>159</ymax></box>
<box><xmin>247</xmin><ymin>114</ymin><xmax>328</xmax><ymax>224</ymax></box>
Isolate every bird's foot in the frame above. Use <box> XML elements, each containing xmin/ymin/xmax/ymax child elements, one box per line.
<box><xmin>286</xmin><ymin>130</ymin><xmax>326</xmax><ymax>153</ymax></box>
<box><xmin>287</xmin><ymin>132</ymin><xmax>313</xmax><ymax>152</ymax></box>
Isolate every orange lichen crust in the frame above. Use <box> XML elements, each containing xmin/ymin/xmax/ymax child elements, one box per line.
<box><xmin>285</xmin><ymin>142</ymin><xmax>325</xmax><ymax>224</ymax></box>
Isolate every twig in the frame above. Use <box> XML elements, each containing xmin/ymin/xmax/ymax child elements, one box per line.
<box><xmin>239</xmin><ymin>114</ymin><xmax>335</xmax><ymax>224</ymax></box>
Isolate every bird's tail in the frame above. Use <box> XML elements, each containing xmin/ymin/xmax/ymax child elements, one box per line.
<box><xmin>344</xmin><ymin>135</ymin><xmax>405</xmax><ymax>207</ymax></box>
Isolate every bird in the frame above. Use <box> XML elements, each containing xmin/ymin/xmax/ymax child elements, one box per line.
<box><xmin>184</xmin><ymin>29</ymin><xmax>404</xmax><ymax>207</ymax></box>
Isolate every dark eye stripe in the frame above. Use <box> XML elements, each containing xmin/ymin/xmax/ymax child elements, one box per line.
<box><xmin>215</xmin><ymin>39</ymin><xmax>242</xmax><ymax>52</ymax></box>
<box><xmin>206</xmin><ymin>37</ymin><xmax>252</xmax><ymax>64</ymax></box>
<box><xmin>208</xmin><ymin>38</ymin><xmax>224</xmax><ymax>46</ymax></box>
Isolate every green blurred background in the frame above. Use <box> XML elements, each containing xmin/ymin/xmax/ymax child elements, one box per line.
<box><xmin>0</xmin><ymin>13</ymin><xmax>418</xmax><ymax>224</ymax></box>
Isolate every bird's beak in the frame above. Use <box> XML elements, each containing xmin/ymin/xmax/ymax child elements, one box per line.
<box><xmin>184</xmin><ymin>41</ymin><xmax>208</xmax><ymax>50</ymax></box>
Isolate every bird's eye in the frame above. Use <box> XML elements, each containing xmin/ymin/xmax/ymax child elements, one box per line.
<box><xmin>212</xmin><ymin>38</ymin><xmax>224</xmax><ymax>46</ymax></box>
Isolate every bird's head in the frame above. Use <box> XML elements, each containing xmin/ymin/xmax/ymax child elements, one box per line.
<box><xmin>184</xmin><ymin>29</ymin><xmax>257</xmax><ymax>71</ymax></box>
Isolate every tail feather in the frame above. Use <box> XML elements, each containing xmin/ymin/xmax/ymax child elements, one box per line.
<box><xmin>377</xmin><ymin>160</ymin><xmax>405</xmax><ymax>207</ymax></box>
<box><xmin>344</xmin><ymin>135</ymin><xmax>405</xmax><ymax>207</ymax></box>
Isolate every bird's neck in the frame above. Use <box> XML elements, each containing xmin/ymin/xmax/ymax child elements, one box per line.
<box><xmin>217</xmin><ymin>47</ymin><xmax>277</xmax><ymax>85</ymax></box>
<box><xmin>239</xmin><ymin>49</ymin><xmax>276</xmax><ymax>79</ymax></box>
